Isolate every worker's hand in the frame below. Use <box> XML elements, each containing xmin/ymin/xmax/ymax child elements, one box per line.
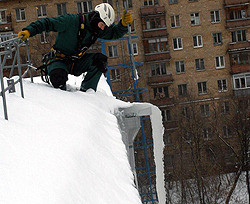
<box><xmin>93</xmin><ymin>53</ymin><xmax>108</xmax><ymax>73</ymax></box>
<box><xmin>18</xmin><ymin>30</ymin><xmax>30</xmax><ymax>41</ymax></box>
<box><xmin>121</xmin><ymin>11</ymin><xmax>133</xmax><ymax>27</ymax></box>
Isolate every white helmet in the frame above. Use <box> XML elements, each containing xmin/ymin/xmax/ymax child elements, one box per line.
<box><xmin>95</xmin><ymin>3</ymin><xmax>115</xmax><ymax>27</ymax></box>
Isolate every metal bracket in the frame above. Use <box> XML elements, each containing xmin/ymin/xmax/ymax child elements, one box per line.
<box><xmin>5</xmin><ymin>44</ymin><xmax>12</xmax><ymax>59</ymax></box>
<box><xmin>7</xmin><ymin>79</ymin><xmax>15</xmax><ymax>93</ymax></box>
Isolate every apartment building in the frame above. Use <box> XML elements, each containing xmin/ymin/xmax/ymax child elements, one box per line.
<box><xmin>0</xmin><ymin>0</ymin><xmax>249</xmax><ymax>203</ymax></box>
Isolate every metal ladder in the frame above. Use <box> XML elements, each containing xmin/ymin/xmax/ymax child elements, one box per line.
<box><xmin>0</xmin><ymin>34</ymin><xmax>33</xmax><ymax>120</ymax></box>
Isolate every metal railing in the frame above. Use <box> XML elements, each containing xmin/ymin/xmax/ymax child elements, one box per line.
<box><xmin>0</xmin><ymin>34</ymin><xmax>33</xmax><ymax>120</ymax></box>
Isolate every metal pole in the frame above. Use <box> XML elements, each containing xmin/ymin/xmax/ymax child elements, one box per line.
<box><xmin>140</xmin><ymin>118</ymin><xmax>155</xmax><ymax>202</ymax></box>
<box><xmin>0</xmin><ymin>57</ymin><xmax>8</xmax><ymax>120</ymax></box>
<box><xmin>0</xmin><ymin>36</ymin><xmax>21</xmax><ymax>47</ymax></box>
<box><xmin>124</xmin><ymin>0</ymin><xmax>140</xmax><ymax>102</ymax></box>
<box><xmin>16</xmin><ymin>43</ymin><xmax>24</xmax><ymax>98</ymax></box>
<box><xmin>130</xmin><ymin>147</ymin><xmax>139</xmax><ymax>189</ymax></box>
<box><xmin>25</xmin><ymin>40</ymin><xmax>33</xmax><ymax>83</ymax></box>
<box><xmin>9</xmin><ymin>50</ymin><xmax>18</xmax><ymax>78</ymax></box>
<box><xmin>0</xmin><ymin>35</ymin><xmax>31</xmax><ymax>120</ymax></box>
<box><xmin>101</xmin><ymin>40</ymin><xmax>113</xmax><ymax>92</ymax></box>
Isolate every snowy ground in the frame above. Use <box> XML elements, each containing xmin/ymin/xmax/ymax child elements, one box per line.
<box><xmin>0</xmin><ymin>75</ymin><xmax>143</xmax><ymax>204</ymax></box>
<box><xmin>165</xmin><ymin>173</ymin><xmax>249</xmax><ymax>204</ymax></box>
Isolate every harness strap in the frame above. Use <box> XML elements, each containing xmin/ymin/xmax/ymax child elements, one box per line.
<box><xmin>39</xmin><ymin>13</ymin><xmax>100</xmax><ymax>83</ymax></box>
<box><xmin>36</xmin><ymin>64</ymin><xmax>50</xmax><ymax>84</ymax></box>
<box><xmin>77</xmin><ymin>14</ymin><xmax>98</xmax><ymax>55</ymax></box>
<box><xmin>77</xmin><ymin>14</ymin><xmax>86</xmax><ymax>53</ymax></box>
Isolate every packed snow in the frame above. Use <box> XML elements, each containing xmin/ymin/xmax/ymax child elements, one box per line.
<box><xmin>0</xmin><ymin>75</ymin><xmax>144</xmax><ymax>204</ymax></box>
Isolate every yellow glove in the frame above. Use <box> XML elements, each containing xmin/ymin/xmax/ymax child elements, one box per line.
<box><xmin>121</xmin><ymin>11</ymin><xmax>133</xmax><ymax>27</ymax></box>
<box><xmin>18</xmin><ymin>30</ymin><xmax>30</xmax><ymax>41</ymax></box>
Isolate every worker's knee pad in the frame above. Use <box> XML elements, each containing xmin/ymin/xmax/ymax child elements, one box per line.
<box><xmin>92</xmin><ymin>53</ymin><xmax>108</xmax><ymax>73</ymax></box>
<box><xmin>50</xmin><ymin>69</ymin><xmax>68</xmax><ymax>90</ymax></box>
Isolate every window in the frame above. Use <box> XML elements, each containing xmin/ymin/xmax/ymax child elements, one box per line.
<box><xmin>178</xmin><ymin>84</ymin><xmax>187</xmax><ymax>96</ymax></box>
<box><xmin>213</xmin><ymin>33</ymin><xmax>222</xmax><ymax>45</ymax></box>
<box><xmin>193</xmin><ymin>35</ymin><xmax>203</xmax><ymax>48</ymax></box>
<box><xmin>131</xmin><ymin>43</ymin><xmax>138</xmax><ymax>55</ymax></box>
<box><xmin>169</xmin><ymin>0</ymin><xmax>178</xmax><ymax>4</ymax></box>
<box><xmin>215</xmin><ymin>56</ymin><xmax>225</xmax><ymax>68</ymax></box>
<box><xmin>40</xmin><ymin>32</ymin><xmax>49</xmax><ymax>44</ymax></box>
<box><xmin>144</xmin><ymin>0</ymin><xmax>159</xmax><ymax>6</ymax></box>
<box><xmin>221</xmin><ymin>101</ymin><xmax>230</xmax><ymax>114</ymax></box>
<box><xmin>151</xmin><ymin>63</ymin><xmax>167</xmax><ymax>76</ymax></box>
<box><xmin>175</xmin><ymin>60</ymin><xmax>185</xmax><ymax>73</ymax></box>
<box><xmin>145</xmin><ymin>17</ymin><xmax>162</xmax><ymax>30</ymax></box>
<box><xmin>231</xmin><ymin>30</ymin><xmax>247</xmax><ymax>43</ymax></box>
<box><xmin>229</xmin><ymin>9</ymin><xmax>246</xmax><ymax>20</ymax></box>
<box><xmin>233</xmin><ymin>73</ymin><xmax>250</xmax><ymax>89</ymax></box>
<box><xmin>162</xmin><ymin>109</ymin><xmax>172</xmax><ymax>122</ymax></box>
<box><xmin>57</xmin><ymin>3</ymin><xmax>67</xmax><ymax>15</ymax></box>
<box><xmin>195</xmin><ymin>58</ymin><xmax>205</xmax><ymax>71</ymax></box>
<box><xmin>15</xmin><ymin>8</ymin><xmax>26</xmax><ymax>21</ymax></box>
<box><xmin>36</xmin><ymin>5</ymin><xmax>47</xmax><ymax>18</ymax></box>
<box><xmin>211</xmin><ymin>10</ymin><xmax>220</xmax><ymax>23</ymax></box>
<box><xmin>203</xmin><ymin>128</ymin><xmax>212</xmax><ymax>140</ymax></box>
<box><xmin>198</xmin><ymin>81</ymin><xmax>207</xmax><ymax>94</ymax></box>
<box><xmin>232</xmin><ymin>53</ymin><xmax>250</xmax><ymax>65</ymax></box>
<box><xmin>0</xmin><ymin>9</ymin><xmax>7</xmax><ymax>23</ymax></box>
<box><xmin>153</xmin><ymin>86</ymin><xmax>169</xmax><ymax>99</ymax></box>
<box><xmin>223</xmin><ymin>126</ymin><xmax>231</xmax><ymax>138</ymax></box>
<box><xmin>110</xmin><ymin>69</ymin><xmax>120</xmax><ymax>81</ymax></box>
<box><xmin>103</xmin><ymin>0</ymin><xmax>113</xmax><ymax>6</ymax></box>
<box><xmin>190</xmin><ymin>12</ymin><xmax>200</xmax><ymax>25</ymax></box>
<box><xmin>173</xmin><ymin>37</ymin><xmax>183</xmax><ymax>50</ymax></box>
<box><xmin>77</xmin><ymin>1</ymin><xmax>92</xmax><ymax>13</ymax></box>
<box><xmin>201</xmin><ymin>104</ymin><xmax>210</xmax><ymax>117</ymax></box>
<box><xmin>108</xmin><ymin>45</ymin><xmax>118</xmax><ymax>58</ymax></box>
<box><xmin>217</xmin><ymin>79</ymin><xmax>227</xmax><ymax>92</ymax></box>
<box><xmin>171</xmin><ymin>15</ymin><xmax>180</xmax><ymax>28</ymax></box>
<box><xmin>148</xmin><ymin>38</ymin><xmax>168</xmax><ymax>53</ymax></box>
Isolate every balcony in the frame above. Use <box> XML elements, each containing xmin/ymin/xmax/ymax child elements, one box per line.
<box><xmin>145</xmin><ymin>52</ymin><xmax>171</xmax><ymax>62</ymax></box>
<box><xmin>140</xmin><ymin>5</ymin><xmax>165</xmax><ymax>16</ymax></box>
<box><xmin>143</xmin><ymin>28</ymin><xmax>168</xmax><ymax>39</ymax></box>
<box><xmin>0</xmin><ymin>23</ymin><xmax>13</xmax><ymax>32</ymax></box>
<box><xmin>227</xmin><ymin>41</ymin><xmax>250</xmax><ymax>52</ymax></box>
<box><xmin>150</xmin><ymin>97</ymin><xmax>174</xmax><ymax>107</ymax></box>
<box><xmin>226</xmin><ymin>18</ymin><xmax>250</xmax><ymax>29</ymax></box>
<box><xmin>0</xmin><ymin>15</ymin><xmax>13</xmax><ymax>32</ymax></box>
<box><xmin>225</xmin><ymin>0</ymin><xmax>249</xmax><ymax>6</ymax></box>
<box><xmin>234</xmin><ymin>88</ymin><xmax>250</xmax><ymax>97</ymax></box>
<box><xmin>148</xmin><ymin>73</ymin><xmax>173</xmax><ymax>86</ymax></box>
<box><xmin>231</xmin><ymin>64</ymin><xmax>250</xmax><ymax>74</ymax></box>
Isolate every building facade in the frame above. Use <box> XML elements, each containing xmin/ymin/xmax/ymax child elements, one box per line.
<box><xmin>0</xmin><ymin>0</ymin><xmax>249</xmax><ymax>203</ymax></box>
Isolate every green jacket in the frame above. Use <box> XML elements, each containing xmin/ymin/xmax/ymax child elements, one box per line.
<box><xmin>24</xmin><ymin>13</ymin><xmax>128</xmax><ymax>56</ymax></box>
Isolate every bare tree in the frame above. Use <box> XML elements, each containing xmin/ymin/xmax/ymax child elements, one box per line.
<box><xmin>164</xmin><ymin>93</ymin><xmax>249</xmax><ymax>204</ymax></box>
<box><xmin>223</xmin><ymin>97</ymin><xmax>250</xmax><ymax>204</ymax></box>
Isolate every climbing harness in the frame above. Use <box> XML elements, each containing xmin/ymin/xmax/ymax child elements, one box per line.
<box><xmin>37</xmin><ymin>13</ymin><xmax>98</xmax><ymax>84</ymax></box>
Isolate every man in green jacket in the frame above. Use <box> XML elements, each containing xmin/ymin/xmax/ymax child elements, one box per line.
<box><xmin>18</xmin><ymin>3</ymin><xmax>132</xmax><ymax>92</ymax></box>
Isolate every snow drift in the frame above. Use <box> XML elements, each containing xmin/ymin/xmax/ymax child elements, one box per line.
<box><xmin>0</xmin><ymin>76</ymin><xmax>142</xmax><ymax>204</ymax></box>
